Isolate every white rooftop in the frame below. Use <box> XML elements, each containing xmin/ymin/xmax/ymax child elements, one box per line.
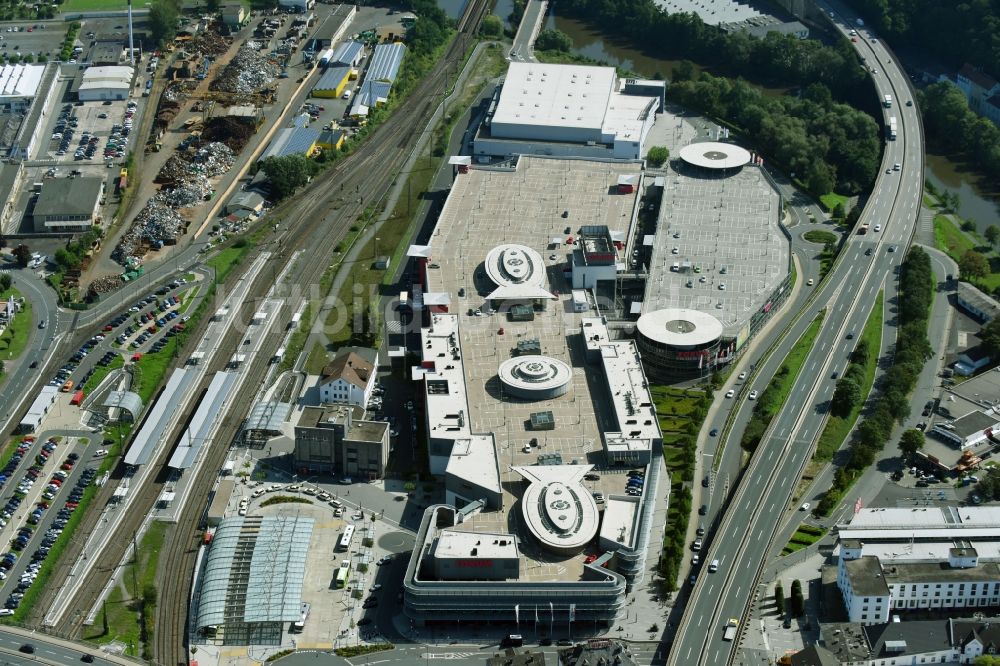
<box><xmin>599</xmin><ymin>341</ymin><xmax>659</xmax><ymax>441</ymax></box>
<box><xmin>600</xmin><ymin>496</ymin><xmax>639</xmax><ymax>551</ymax></box>
<box><xmin>602</xmin><ymin>92</ymin><xmax>658</xmax><ymax>145</ymax></box>
<box><xmin>434</xmin><ymin>529</ymin><xmax>519</xmax><ymax>560</ymax></box>
<box><xmin>445</xmin><ymin>435</ymin><xmax>502</xmax><ymax>496</ymax></box>
<box><xmin>493</xmin><ymin>62</ymin><xmax>615</xmax><ymax>133</ymax></box>
<box><xmin>0</xmin><ymin>64</ymin><xmax>45</xmax><ymax>99</ymax></box>
<box><xmin>636</xmin><ymin>307</ymin><xmax>724</xmax><ymax>347</ymax></box>
<box><xmin>838</xmin><ymin>506</ymin><xmax>1000</xmax><ymax>541</ymax></box>
<box><xmin>513</xmin><ymin>465</ymin><xmax>601</xmax><ymax>552</ymax></box>
<box><xmin>846</xmin><ymin>540</ymin><xmax>1000</xmax><ymax>564</ymax></box>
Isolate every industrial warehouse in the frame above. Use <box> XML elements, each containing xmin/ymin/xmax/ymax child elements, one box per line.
<box><xmin>473</xmin><ymin>62</ymin><xmax>665</xmax><ymax>161</ymax></box>
<box><xmin>402</xmin><ymin>156</ymin><xmax>662</xmax><ymax>629</ymax></box>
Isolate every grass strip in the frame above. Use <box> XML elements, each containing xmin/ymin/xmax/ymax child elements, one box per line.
<box><xmin>84</xmin><ymin>521</ymin><xmax>168</xmax><ymax>659</ymax></box>
<box><xmin>782</xmin><ymin>525</ymin><xmax>828</xmax><ymax>555</ymax></box>
<box><xmin>0</xmin><ymin>288</ymin><xmax>32</xmax><ymax>362</ymax></box>
<box><xmin>740</xmin><ymin>314</ymin><xmax>824</xmax><ymax>453</ymax></box>
<box><xmin>814</xmin><ymin>292</ymin><xmax>883</xmax><ymax>462</ymax></box>
<box><xmin>82</xmin><ymin>355</ymin><xmax>125</xmax><ymax>394</ymax></box>
<box><xmin>819</xmin><ymin>193</ymin><xmax>849</xmax><ymax>212</ymax></box>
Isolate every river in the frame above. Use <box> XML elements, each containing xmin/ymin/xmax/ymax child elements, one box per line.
<box><xmin>925</xmin><ymin>154</ymin><xmax>1000</xmax><ymax>233</ymax></box>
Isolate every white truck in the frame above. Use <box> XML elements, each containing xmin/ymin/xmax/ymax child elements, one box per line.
<box><xmin>723</xmin><ymin>618</ymin><xmax>739</xmax><ymax>641</ymax></box>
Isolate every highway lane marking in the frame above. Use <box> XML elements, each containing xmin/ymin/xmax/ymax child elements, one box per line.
<box><xmin>686</xmin><ymin>647</ymin><xmax>693</xmax><ymax>661</ymax></box>
<box><xmin>736</xmin><ymin>586</ymin><xmax>742</xmax><ymax>598</ymax></box>
<box><xmin>697</xmin><ymin>615</ymin><xmax>703</xmax><ymax>627</ymax></box>
<box><xmin>747</xmin><ymin>557</ymin><xmax>753</xmax><ymax>568</ymax></box>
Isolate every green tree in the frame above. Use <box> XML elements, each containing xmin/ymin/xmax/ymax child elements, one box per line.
<box><xmin>535</xmin><ymin>29</ymin><xmax>572</xmax><ymax>52</ymax></box>
<box><xmin>980</xmin><ymin>316</ymin><xmax>1000</xmax><ymax>359</ymax></box>
<box><xmin>260</xmin><ymin>154</ymin><xmax>319</xmax><ymax>200</ymax></box>
<box><xmin>672</xmin><ymin>60</ymin><xmax>697</xmax><ymax>82</ymax></box>
<box><xmin>646</xmin><ymin>146</ymin><xmax>670</xmax><ymax>167</ymax></box>
<box><xmin>479</xmin><ymin>14</ymin><xmax>503</xmax><ymax>38</ymax></box>
<box><xmin>790</xmin><ymin>579</ymin><xmax>804</xmax><ymax>616</ymax></box>
<box><xmin>12</xmin><ymin>244</ymin><xmax>30</xmax><ymax>267</ymax></box>
<box><xmin>986</xmin><ymin>225</ymin><xmax>1000</xmax><ymax>248</ymax></box>
<box><xmin>149</xmin><ymin>0</ymin><xmax>182</xmax><ymax>47</ymax></box>
<box><xmin>959</xmin><ymin>249</ymin><xmax>990</xmax><ymax>282</ymax></box>
<box><xmin>0</xmin><ymin>273</ymin><xmax>11</xmax><ymax>292</ymax></box>
<box><xmin>774</xmin><ymin>582</ymin><xmax>785</xmax><ymax>614</ymax></box>
<box><xmin>831</xmin><ymin>378</ymin><xmax>861</xmax><ymax>418</ymax></box>
<box><xmin>899</xmin><ymin>429</ymin><xmax>924</xmax><ymax>458</ymax></box>
<box><xmin>206</xmin><ymin>0</ymin><xmax>222</xmax><ymax>12</ymax></box>
<box><xmin>832</xmin><ymin>201</ymin><xmax>846</xmax><ymax>220</ymax></box>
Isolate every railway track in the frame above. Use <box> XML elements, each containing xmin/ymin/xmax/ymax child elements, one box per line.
<box><xmin>26</xmin><ymin>1</ymin><xmax>493</xmax><ymax>662</ymax></box>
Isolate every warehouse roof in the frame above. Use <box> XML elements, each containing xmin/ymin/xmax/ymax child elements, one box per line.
<box><xmin>79</xmin><ymin>65</ymin><xmax>133</xmax><ymax>90</ymax></box>
<box><xmin>314</xmin><ymin>65</ymin><xmax>351</xmax><ymax>91</ymax></box>
<box><xmin>34</xmin><ymin>177</ymin><xmax>103</xmax><ymax>218</ymax></box>
<box><xmin>493</xmin><ymin>62</ymin><xmax>615</xmax><ymax>133</ymax></box>
<box><xmin>958</xmin><ymin>281</ymin><xmax>1000</xmax><ymax>322</ymax></box>
<box><xmin>353</xmin><ymin>79</ymin><xmax>392</xmax><ymax>111</ymax></box>
<box><xmin>261</xmin><ymin>127</ymin><xmax>320</xmax><ymax>160</ymax></box>
<box><xmin>367</xmin><ymin>42</ymin><xmax>405</xmax><ymax>82</ymax></box>
<box><xmin>195</xmin><ymin>515</ymin><xmax>313</xmax><ymax>629</ymax></box>
<box><xmin>0</xmin><ymin>64</ymin><xmax>45</xmax><ymax>99</ymax></box>
<box><xmin>331</xmin><ymin>40</ymin><xmax>364</xmax><ymax>66</ymax></box>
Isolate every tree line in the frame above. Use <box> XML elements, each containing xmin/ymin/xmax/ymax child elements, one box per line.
<box><xmin>668</xmin><ymin>73</ymin><xmax>880</xmax><ymax>196</ymax></box>
<box><xmin>919</xmin><ymin>80</ymin><xmax>1000</xmax><ymax>193</ymax></box>
<box><xmin>851</xmin><ymin>0</ymin><xmax>1000</xmax><ymax>82</ymax></box>
<box><xmin>815</xmin><ymin>247</ymin><xmax>934</xmax><ymax>515</ymax></box>
<box><xmin>557</xmin><ymin>0</ymin><xmax>870</xmax><ymax>101</ymax></box>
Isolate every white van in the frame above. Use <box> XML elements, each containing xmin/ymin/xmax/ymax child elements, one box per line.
<box><xmin>94</xmin><ymin>449</ymin><xmax>108</xmax><ymax>457</ymax></box>
<box><xmin>328</xmin><ymin>499</ymin><xmax>343</xmax><ymax>509</ymax></box>
<box><xmin>709</xmin><ymin>559</ymin><xmax>719</xmax><ymax>573</ymax></box>
<box><xmin>342</xmin><ymin>89</ymin><xmax>352</xmax><ymax>100</ymax></box>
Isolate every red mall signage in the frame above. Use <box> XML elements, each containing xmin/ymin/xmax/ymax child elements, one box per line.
<box><xmin>456</xmin><ymin>559</ymin><xmax>494</xmax><ymax>568</ymax></box>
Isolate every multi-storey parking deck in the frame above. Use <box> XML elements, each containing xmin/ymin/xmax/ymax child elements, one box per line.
<box><xmin>404</xmin><ymin>156</ymin><xmax>663</xmax><ymax>629</ymax></box>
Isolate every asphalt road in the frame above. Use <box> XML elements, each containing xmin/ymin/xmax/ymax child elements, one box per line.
<box><xmin>510</xmin><ymin>0</ymin><xmax>545</xmax><ymax>62</ymax></box>
<box><xmin>0</xmin><ymin>269</ymin><xmax>60</xmax><ymax>429</ymax></box>
<box><xmin>669</xmin><ymin>4</ymin><xmax>925</xmax><ymax>664</ymax></box>
<box><xmin>0</xmin><ymin>626</ymin><xmax>121</xmax><ymax>665</ymax></box>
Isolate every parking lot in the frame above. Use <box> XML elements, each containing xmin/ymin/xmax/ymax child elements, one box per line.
<box><xmin>0</xmin><ymin>435</ymin><xmax>101</xmax><ymax>614</ymax></box>
<box><xmin>39</xmin><ymin>98</ymin><xmax>138</xmax><ymax>165</ymax></box>
<box><xmin>0</xmin><ymin>22</ymin><xmax>67</xmax><ymax>62</ymax></box>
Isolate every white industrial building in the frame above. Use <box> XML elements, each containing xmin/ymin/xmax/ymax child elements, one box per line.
<box><xmin>835</xmin><ymin>508</ymin><xmax>1000</xmax><ymax>625</ymax></box>
<box><xmin>0</xmin><ymin>64</ymin><xmax>46</xmax><ymax>112</ymax></box>
<box><xmin>78</xmin><ymin>65</ymin><xmax>133</xmax><ymax>101</ymax></box>
<box><xmin>474</xmin><ymin>62</ymin><xmax>659</xmax><ymax>161</ymax></box>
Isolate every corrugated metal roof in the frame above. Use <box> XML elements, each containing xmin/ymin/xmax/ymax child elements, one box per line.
<box><xmin>351</xmin><ymin>80</ymin><xmax>392</xmax><ymax>115</ymax></box>
<box><xmin>261</xmin><ymin>127</ymin><xmax>321</xmax><ymax>160</ymax></box>
<box><xmin>195</xmin><ymin>516</ymin><xmax>313</xmax><ymax>629</ymax></box>
<box><xmin>368</xmin><ymin>42</ymin><xmax>406</xmax><ymax>83</ymax></box>
<box><xmin>314</xmin><ymin>65</ymin><xmax>351</xmax><ymax>92</ymax></box>
<box><xmin>125</xmin><ymin>369</ymin><xmax>197</xmax><ymax>466</ymax></box>
<box><xmin>168</xmin><ymin>371</ymin><xmax>239</xmax><ymax>469</ymax></box>
<box><xmin>245</xmin><ymin>401</ymin><xmax>291</xmax><ymax>433</ymax></box>
<box><xmin>331</xmin><ymin>40</ymin><xmax>364</xmax><ymax>66</ymax></box>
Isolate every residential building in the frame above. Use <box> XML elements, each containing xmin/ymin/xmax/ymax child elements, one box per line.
<box><xmin>956</xmin><ymin>64</ymin><xmax>1000</xmax><ymax>118</ymax></box>
<box><xmin>955</xmin><ymin>345</ymin><xmax>992</xmax><ymax>376</ymax></box>
<box><xmin>318</xmin><ymin>347</ymin><xmax>378</xmax><ymax>407</ymax></box>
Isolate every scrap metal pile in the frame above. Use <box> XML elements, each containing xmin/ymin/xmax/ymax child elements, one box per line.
<box><xmin>210</xmin><ymin>42</ymin><xmax>280</xmax><ymax>95</ymax></box>
<box><xmin>114</xmin><ymin>142</ymin><xmax>237</xmax><ymax>266</ymax></box>
<box><xmin>202</xmin><ymin>116</ymin><xmax>256</xmax><ymax>152</ymax></box>
<box><xmin>112</xmin><ymin>196</ymin><xmax>185</xmax><ymax>265</ymax></box>
<box><xmin>189</xmin><ymin>29</ymin><xmax>231</xmax><ymax>57</ymax></box>
<box><xmin>88</xmin><ymin>274</ymin><xmax>125</xmax><ymax>296</ymax></box>
<box><xmin>155</xmin><ymin>142</ymin><xmax>235</xmax><ymax>184</ymax></box>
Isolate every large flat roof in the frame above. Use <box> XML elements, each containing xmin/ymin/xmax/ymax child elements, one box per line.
<box><xmin>415</xmin><ymin>156</ymin><xmax>660</xmax><ymax>580</ymax></box>
<box><xmin>0</xmin><ymin>64</ymin><xmax>44</xmax><ymax>99</ymax></box>
<box><xmin>493</xmin><ymin>62</ymin><xmax>615</xmax><ymax>133</ymax></box>
<box><xmin>643</xmin><ymin>163</ymin><xmax>787</xmax><ymax>338</ymax></box>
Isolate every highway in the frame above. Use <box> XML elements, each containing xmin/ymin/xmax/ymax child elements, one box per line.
<box><xmin>668</xmin><ymin>5</ymin><xmax>925</xmax><ymax>665</ymax></box>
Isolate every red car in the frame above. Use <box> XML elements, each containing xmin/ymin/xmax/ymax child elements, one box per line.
<box><xmin>584</xmin><ymin>554</ymin><xmax>598</xmax><ymax>564</ymax></box>
<box><xmin>61</xmin><ymin>463</ymin><xmax>73</xmax><ymax>471</ymax></box>
<box><xmin>65</xmin><ymin>502</ymin><xmax>79</xmax><ymax>509</ymax></box>
<box><xmin>103</xmin><ymin>325</ymin><xmax>114</xmax><ymax>332</ymax></box>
